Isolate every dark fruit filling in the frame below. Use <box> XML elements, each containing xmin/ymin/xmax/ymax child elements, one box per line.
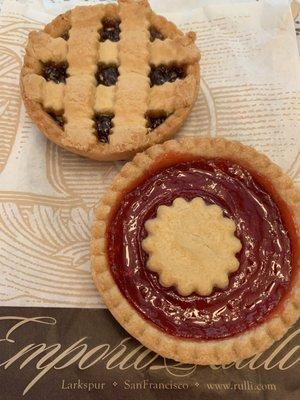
<box><xmin>99</xmin><ymin>19</ymin><xmax>121</xmax><ymax>42</ymax></box>
<box><xmin>146</xmin><ymin>113</ymin><xmax>167</xmax><ymax>132</ymax></box>
<box><xmin>60</xmin><ymin>30</ymin><xmax>70</xmax><ymax>41</ymax></box>
<box><xmin>149</xmin><ymin>26</ymin><xmax>165</xmax><ymax>42</ymax></box>
<box><xmin>42</xmin><ymin>62</ymin><xmax>68</xmax><ymax>84</ymax></box>
<box><xmin>107</xmin><ymin>158</ymin><xmax>297</xmax><ymax>340</ymax></box>
<box><xmin>150</xmin><ymin>65</ymin><xmax>186</xmax><ymax>86</ymax></box>
<box><xmin>94</xmin><ymin>114</ymin><xmax>114</xmax><ymax>143</ymax></box>
<box><xmin>48</xmin><ymin>112</ymin><xmax>64</xmax><ymax>127</ymax></box>
<box><xmin>96</xmin><ymin>64</ymin><xmax>119</xmax><ymax>86</ymax></box>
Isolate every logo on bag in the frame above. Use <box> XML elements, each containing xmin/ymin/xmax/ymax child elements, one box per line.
<box><xmin>0</xmin><ymin>316</ymin><xmax>299</xmax><ymax>395</ymax></box>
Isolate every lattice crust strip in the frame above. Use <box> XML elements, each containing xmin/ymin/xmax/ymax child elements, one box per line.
<box><xmin>62</xmin><ymin>6</ymin><xmax>103</xmax><ymax>149</ymax></box>
<box><xmin>111</xmin><ymin>0</ymin><xmax>151</xmax><ymax>146</ymax></box>
<box><xmin>22</xmin><ymin>0</ymin><xmax>200</xmax><ymax>152</ymax></box>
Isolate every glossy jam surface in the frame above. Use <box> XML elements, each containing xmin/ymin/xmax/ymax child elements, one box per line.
<box><xmin>107</xmin><ymin>158</ymin><xmax>295</xmax><ymax>340</ymax></box>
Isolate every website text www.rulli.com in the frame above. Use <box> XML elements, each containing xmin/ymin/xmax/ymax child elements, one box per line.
<box><xmin>0</xmin><ymin>316</ymin><xmax>298</xmax><ymax>395</ymax></box>
<box><xmin>205</xmin><ymin>380</ymin><xmax>277</xmax><ymax>392</ymax></box>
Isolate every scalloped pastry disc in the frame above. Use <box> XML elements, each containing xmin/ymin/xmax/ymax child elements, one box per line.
<box><xmin>142</xmin><ymin>197</ymin><xmax>242</xmax><ymax>296</ymax></box>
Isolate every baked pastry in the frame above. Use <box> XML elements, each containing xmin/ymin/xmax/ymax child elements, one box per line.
<box><xmin>20</xmin><ymin>0</ymin><xmax>200</xmax><ymax>161</ymax></box>
<box><xmin>91</xmin><ymin>137</ymin><xmax>300</xmax><ymax>364</ymax></box>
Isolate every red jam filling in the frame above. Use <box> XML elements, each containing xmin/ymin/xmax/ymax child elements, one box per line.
<box><xmin>107</xmin><ymin>156</ymin><xmax>298</xmax><ymax>340</ymax></box>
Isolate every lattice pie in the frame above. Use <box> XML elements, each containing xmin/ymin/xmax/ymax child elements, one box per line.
<box><xmin>21</xmin><ymin>0</ymin><xmax>200</xmax><ymax>161</ymax></box>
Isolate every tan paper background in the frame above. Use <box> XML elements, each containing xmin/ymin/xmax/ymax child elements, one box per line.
<box><xmin>0</xmin><ymin>0</ymin><xmax>299</xmax><ymax>308</ymax></box>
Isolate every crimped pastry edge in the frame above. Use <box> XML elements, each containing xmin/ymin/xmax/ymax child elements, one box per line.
<box><xmin>20</xmin><ymin>3</ymin><xmax>200</xmax><ymax>162</ymax></box>
<box><xmin>91</xmin><ymin>137</ymin><xmax>300</xmax><ymax>365</ymax></box>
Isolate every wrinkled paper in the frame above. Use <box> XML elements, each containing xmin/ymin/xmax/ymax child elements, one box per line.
<box><xmin>0</xmin><ymin>0</ymin><xmax>299</xmax><ymax>308</ymax></box>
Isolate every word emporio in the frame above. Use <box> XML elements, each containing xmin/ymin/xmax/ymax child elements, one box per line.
<box><xmin>0</xmin><ymin>316</ymin><xmax>299</xmax><ymax>395</ymax></box>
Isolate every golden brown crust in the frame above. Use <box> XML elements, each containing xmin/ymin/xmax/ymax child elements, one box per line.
<box><xmin>20</xmin><ymin>0</ymin><xmax>200</xmax><ymax>161</ymax></box>
<box><xmin>142</xmin><ymin>197</ymin><xmax>242</xmax><ymax>296</ymax></box>
<box><xmin>91</xmin><ymin>137</ymin><xmax>300</xmax><ymax>365</ymax></box>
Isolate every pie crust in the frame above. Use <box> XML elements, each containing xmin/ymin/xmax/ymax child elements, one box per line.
<box><xmin>20</xmin><ymin>0</ymin><xmax>200</xmax><ymax>161</ymax></box>
<box><xmin>91</xmin><ymin>137</ymin><xmax>300</xmax><ymax>364</ymax></box>
<box><xmin>142</xmin><ymin>197</ymin><xmax>242</xmax><ymax>296</ymax></box>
